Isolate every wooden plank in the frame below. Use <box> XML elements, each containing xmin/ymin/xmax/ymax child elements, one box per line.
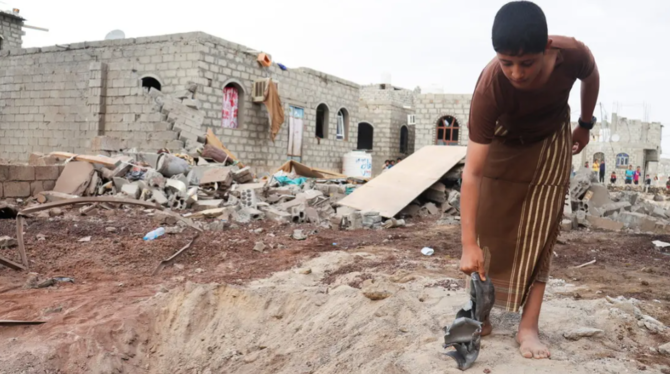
<box><xmin>48</xmin><ymin>152</ymin><xmax>118</xmax><ymax>167</ymax></box>
<box><xmin>152</xmin><ymin>237</ymin><xmax>197</xmax><ymax>275</ymax></box>
<box><xmin>16</xmin><ymin>216</ymin><xmax>27</xmax><ymax>268</ymax></box>
<box><xmin>337</xmin><ymin>146</ymin><xmax>467</xmax><ymax>218</ymax></box>
<box><xmin>206</xmin><ymin>129</ymin><xmax>245</xmax><ymax>167</ymax></box>
<box><xmin>183</xmin><ymin>208</ymin><xmax>226</xmax><ymax>219</ymax></box>
<box><xmin>276</xmin><ymin>160</ymin><xmax>346</xmax><ymax>179</ymax></box>
<box><xmin>0</xmin><ymin>320</ymin><xmax>45</xmax><ymax>326</ymax></box>
<box><xmin>0</xmin><ymin>253</ymin><xmax>25</xmax><ymax>271</ymax></box>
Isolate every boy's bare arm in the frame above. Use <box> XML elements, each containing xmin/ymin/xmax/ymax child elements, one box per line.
<box><xmin>459</xmin><ymin>141</ymin><xmax>490</xmax><ymax>279</ymax></box>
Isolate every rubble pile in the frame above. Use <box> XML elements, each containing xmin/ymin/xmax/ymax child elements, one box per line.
<box><xmin>398</xmin><ymin>163</ymin><xmax>463</xmax><ymax>222</ymax></box>
<box><xmin>567</xmin><ymin>169</ymin><xmax>670</xmax><ymax>235</ymax></box>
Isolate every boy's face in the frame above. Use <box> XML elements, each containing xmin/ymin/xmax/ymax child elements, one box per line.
<box><xmin>496</xmin><ymin>51</ymin><xmax>546</xmax><ymax>90</ymax></box>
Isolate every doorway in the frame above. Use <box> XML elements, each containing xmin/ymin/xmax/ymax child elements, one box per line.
<box><xmin>288</xmin><ymin>106</ymin><xmax>304</xmax><ymax>161</ymax></box>
<box><xmin>357</xmin><ymin>122</ymin><xmax>374</xmax><ymax>150</ymax></box>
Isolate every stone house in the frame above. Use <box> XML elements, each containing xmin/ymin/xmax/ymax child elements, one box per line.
<box><xmin>572</xmin><ymin>113</ymin><xmax>663</xmax><ymax>181</ymax></box>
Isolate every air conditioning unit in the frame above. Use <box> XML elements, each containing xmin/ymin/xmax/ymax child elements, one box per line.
<box><xmin>252</xmin><ymin>79</ymin><xmax>280</xmax><ymax>103</ymax></box>
<box><xmin>407</xmin><ymin>114</ymin><xmax>416</xmax><ymax>125</ymax></box>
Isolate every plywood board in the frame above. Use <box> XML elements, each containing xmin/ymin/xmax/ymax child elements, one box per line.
<box><xmin>337</xmin><ymin>146</ymin><xmax>467</xmax><ymax>218</ymax></box>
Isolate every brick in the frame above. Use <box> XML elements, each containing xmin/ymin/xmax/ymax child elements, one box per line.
<box><xmin>3</xmin><ymin>182</ymin><xmax>31</xmax><ymax>198</ymax></box>
<box><xmin>31</xmin><ymin>181</ymin><xmax>46</xmax><ymax>196</ymax></box>
<box><xmin>90</xmin><ymin>135</ymin><xmax>124</xmax><ymax>151</ymax></box>
<box><xmin>35</xmin><ymin>166</ymin><xmax>60</xmax><ymax>180</ymax></box>
<box><xmin>8</xmin><ymin>165</ymin><xmax>35</xmax><ymax>181</ymax></box>
<box><xmin>42</xmin><ymin>180</ymin><xmax>56</xmax><ymax>191</ymax></box>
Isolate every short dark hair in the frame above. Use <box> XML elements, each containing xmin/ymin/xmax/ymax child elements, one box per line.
<box><xmin>492</xmin><ymin>1</ymin><xmax>548</xmax><ymax>56</ymax></box>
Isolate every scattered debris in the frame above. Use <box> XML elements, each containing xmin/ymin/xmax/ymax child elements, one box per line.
<box><xmin>563</xmin><ymin>327</ymin><xmax>604</xmax><ymax>341</ymax></box>
<box><xmin>421</xmin><ymin>247</ymin><xmax>434</xmax><ymax>256</ymax></box>
<box><xmin>292</xmin><ymin>229</ymin><xmax>307</xmax><ymax>241</ymax></box>
<box><xmin>152</xmin><ymin>237</ymin><xmax>197</xmax><ymax>275</ymax></box>
<box><xmin>0</xmin><ymin>320</ymin><xmax>46</xmax><ymax>326</ymax></box>
<box><xmin>253</xmin><ymin>242</ymin><xmax>266</xmax><ymax>252</ymax></box>
<box><xmin>573</xmin><ymin>259</ymin><xmax>596</xmax><ymax>269</ymax></box>
<box><xmin>0</xmin><ymin>236</ymin><xmax>18</xmax><ymax>248</ymax></box>
<box><xmin>144</xmin><ymin>227</ymin><xmax>165</xmax><ymax>241</ymax></box>
<box><xmin>652</xmin><ymin>240</ymin><xmax>670</xmax><ymax>248</ymax></box>
<box><xmin>78</xmin><ymin>236</ymin><xmax>91</xmax><ymax>242</ymax></box>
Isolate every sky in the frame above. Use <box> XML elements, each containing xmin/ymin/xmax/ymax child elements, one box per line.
<box><xmin>9</xmin><ymin>0</ymin><xmax>670</xmax><ymax>154</ymax></box>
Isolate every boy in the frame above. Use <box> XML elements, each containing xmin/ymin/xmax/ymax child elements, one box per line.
<box><xmin>625</xmin><ymin>165</ymin><xmax>634</xmax><ymax>184</ymax></box>
<box><xmin>610</xmin><ymin>171</ymin><xmax>617</xmax><ymax>185</ymax></box>
<box><xmin>459</xmin><ymin>1</ymin><xmax>599</xmax><ymax>360</ymax></box>
<box><xmin>599</xmin><ymin>160</ymin><xmax>606</xmax><ymax>183</ymax></box>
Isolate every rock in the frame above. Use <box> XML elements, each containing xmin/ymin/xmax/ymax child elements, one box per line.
<box><xmin>659</xmin><ymin>342</ymin><xmax>670</xmax><ymax>356</ymax></box>
<box><xmin>563</xmin><ymin>327</ymin><xmax>604</xmax><ymax>341</ymax></box>
<box><xmin>194</xmin><ymin>268</ymin><xmax>204</xmax><ymax>274</ymax></box>
<box><xmin>561</xmin><ymin>219</ymin><xmax>572</xmax><ymax>231</ymax></box>
<box><xmin>78</xmin><ymin>236</ymin><xmax>91</xmax><ymax>242</ymax></box>
<box><xmin>654</xmin><ymin>194</ymin><xmax>665</xmax><ymax>202</ymax></box>
<box><xmin>447</xmin><ymin>191</ymin><xmax>461</xmax><ymax>212</ymax></box>
<box><xmin>152</xmin><ymin>211</ymin><xmax>178</xmax><ymax>225</ymax></box>
<box><xmin>49</xmin><ymin>208</ymin><xmax>63</xmax><ymax>217</ymax></box>
<box><xmin>305</xmin><ymin>207</ymin><xmax>321</xmax><ymax>224</ymax></box>
<box><xmin>292</xmin><ymin>229</ymin><xmax>307</xmax><ymax>240</ymax></box>
<box><xmin>253</xmin><ymin>242</ymin><xmax>266</xmax><ymax>252</ymax></box>
<box><xmin>297</xmin><ymin>268</ymin><xmax>312</xmax><ymax>275</ymax></box>
<box><xmin>651</xmin><ymin>207</ymin><xmax>667</xmax><ymax>219</ymax></box>
<box><xmin>362</xmin><ymin>290</ymin><xmax>392</xmax><ymax>301</ymax></box>
<box><xmin>586</xmin><ymin>215</ymin><xmax>624</xmax><ymax>232</ymax></box>
<box><xmin>36</xmin><ymin>234</ymin><xmax>46</xmax><ymax>241</ymax></box>
<box><xmin>638</xmin><ymin>315</ymin><xmax>667</xmax><ymax>333</ymax></box>
<box><xmin>422</xmin><ymin>203</ymin><xmax>439</xmax><ymax>216</ymax></box>
<box><xmin>253</xmin><ymin>228</ymin><xmax>264</xmax><ymax>234</ymax></box>
<box><xmin>105</xmin><ymin>227</ymin><xmax>117</xmax><ymax>233</ymax></box>
<box><xmin>0</xmin><ymin>236</ymin><xmax>18</xmax><ymax>248</ymax></box>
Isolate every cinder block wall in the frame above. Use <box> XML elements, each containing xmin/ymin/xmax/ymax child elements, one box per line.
<box><xmin>190</xmin><ymin>34</ymin><xmax>361</xmax><ymax>173</ymax></box>
<box><xmin>0</xmin><ymin>164</ymin><xmax>62</xmax><ymax>198</ymax></box>
<box><xmin>0</xmin><ymin>13</ymin><xmax>23</xmax><ymax>50</ymax></box>
<box><xmin>414</xmin><ymin>93</ymin><xmax>472</xmax><ymax>149</ymax></box>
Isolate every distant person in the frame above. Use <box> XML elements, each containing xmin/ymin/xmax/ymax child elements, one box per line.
<box><xmin>592</xmin><ymin>160</ymin><xmax>599</xmax><ymax>179</ymax></box>
<box><xmin>383</xmin><ymin>160</ymin><xmax>390</xmax><ymax>169</ymax></box>
<box><xmin>599</xmin><ymin>160</ymin><xmax>605</xmax><ymax>183</ymax></box>
<box><xmin>584</xmin><ymin>161</ymin><xmax>589</xmax><ymax>170</ymax></box>
<box><xmin>634</xmin><ymin>166</ymin><xmax>641</xmax><ymax>185</ymax></box>
<box><xmin>610</xmin><ymin>171</ymin><xmax>617</xmax><ymax>185</ymax></box>
<box><xmin>396</xmin><ymin>157</ymin><xmax>403</xmax><ymax>164</ymax></box>
<box><xmin>389</xmin><ymin>160</ymin><xmax>396</xmax><ymax>168</ymax></box>
<box><xmin>625</xmin><ymin>165</ymin><xmax>634</xmax><ymax>185</ymax></box>
<box><xmin>666</xmin><ymin>177</ymin><xmax>670</xmax><ymax>189</ymax></box>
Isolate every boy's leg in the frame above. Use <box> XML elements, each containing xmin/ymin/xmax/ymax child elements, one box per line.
<box><xmin>517</xmin><ymin>281</ymin><xmax>550</xmax><ymax>359</ymax></box>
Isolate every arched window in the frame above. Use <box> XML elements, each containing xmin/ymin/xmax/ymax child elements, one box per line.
<box><xmin>222</xmin><ymin>82</ymin><xmax>244</xmax><ymax>129</ymax></box>
<box><xmin>141</xmin><ymin>76</ymin><xmax>161</xmax><ymax>92</ymax></box>
<box><xmin>593</xmin><ymin>152</ymin><xmax>604</xmax><ymax>163</ymax></box>
<box><xmin>337</xmin><ymin>108</ymin><xmax>349</xmax><ymax>140</ymax></box>
<box><xmin>436</xmin><ymin>115</ymin><xmax>459</xmax><ymax>145</ymax></box>
<box><xmin>315</xmin><ymin>103</ymin><xmax>329</xmax><ymax>139</ymax></box>
<box><xmin>0</xmin><ymin>35</ymin><xmax>4</xmax><ymax>51</ymax></box>
<box><xmin>357</xmin><ymin>122</ymin><xmax>374</xmax><ymax>150</ymax></box>
<box><xmin>616</xmin><ymin>153</ymin><xmax>629</xmax><ymax>169</ymax></box>
<box><xmin>400</xmin><ymin>125</ymin><xmax>409</xmax><ymax>153</ymax></box>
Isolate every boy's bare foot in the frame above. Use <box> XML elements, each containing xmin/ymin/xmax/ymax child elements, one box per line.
<box><xmin>481</xmin><ymin>319</ymin><xmax>493</xmax><ymax>336</ymax></box>
<box><xmin>516</xmin><ymin>326</ymin><xmax>550</xmax><ymax>359</ymax></box>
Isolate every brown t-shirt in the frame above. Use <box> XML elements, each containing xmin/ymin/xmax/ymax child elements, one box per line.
<box><xmin>468</xmin><ymin>36</ymin><xmax>596</xmax><ymax>145</ymax></box>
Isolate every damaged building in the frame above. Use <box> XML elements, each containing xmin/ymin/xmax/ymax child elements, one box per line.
<box><xmin>0</xmin><ymin>12</ymin><xmax>664</xmax><ymax>179</ymax></box>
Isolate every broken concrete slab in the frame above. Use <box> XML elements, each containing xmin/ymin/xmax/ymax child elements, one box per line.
<box><xmin>0</xmin><ymin>236</ymin><xmax>17</xmax><ymax>248</ymax></box>
<box><xmin>261</xmin><ymin>207</ymin><xmax>291</xmax><ymax>223</ymax></box>
<box><xmin>586</xmin><ymin>185</ymin><xmax>612</xmax><ymax>208</ymax></box>
<box><xmin>53</xmin><ymin>161</ymin><xmax>95</xmax><ymax>196</ymax></box>
<box><xmin>561</xmin><ymin>219</ymin><xmax>572</xmax><ymax>231</ymax></box>
<box><xmin>193</xmin><ymin>200</ymin><xmax>224</xmax><ymax>211</ymax></box>
<box><xmin>305</xmin><ymin>207</ymin><xmax>320</xmax><ymax>224</ymax></box>
<box><xmin>422</xmin><ymin>202</ymin><xmax>439</xmax><ymax>216</ymax></box>
<box><xmin>121</xmin><ymin>183</ymin><xmax>140</xmax><ymax>199</ymax></box>
<box><xmin>617</xmin><ymin>212</ymin><xmax>657</xmax><ymax>232</ymax></box>
<box><xmin>233</xmin><ymin>167</ymin><xmax>254</xmax><ymax>184</ymax></box>
<box><xmin>151</xmin><ymin>189</ymin><xmax>169</xmax><ymax>206</ymax></box>
<box><xmin>198</xmin><ymin>167</ymin><xmax>233</xmax><ymax>186</ymax></box>
<box><xmin>563</xmin><ymin>327</ymin><xmax>604</xmax><ymax>341</ymax></box>
<box><xmin>338</xmin><ymin>145</ymin><xmax>467</xmax><ymax>218</ymax></box>
<box><xmin>362</xmin><ymin>211</ymin><xmax>382</xmax><ymax>228</ymax></box>
<box><xmin>601</xmin><ymin>201</ymin><xmax>632</xmax><ymax>217</ymax></box>
<box><xmin>586</xmin><ymin>215</ymin><xmax>624</xmax><ymax>232</ymax></box>
<box><xmin>113</xmin><ymin>177</ymin><xmax>128</xmax><ymax>191</ymax></box>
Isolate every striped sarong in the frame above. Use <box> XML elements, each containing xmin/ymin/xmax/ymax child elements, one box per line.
<box><xmin>476</xmin><ymin>116</ymin><xmax>572</xmax><ymax>312</ymax></box>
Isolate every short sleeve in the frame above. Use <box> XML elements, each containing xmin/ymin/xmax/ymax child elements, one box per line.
<box><xmin>467</xmin><ymin>88</ymin><xmax>501</xmax><ymax>145</ymax></box>
<box><xmin>573</xmin><ymin>39</ymin><xmax>596</xmax><ymax>80</ymax></box>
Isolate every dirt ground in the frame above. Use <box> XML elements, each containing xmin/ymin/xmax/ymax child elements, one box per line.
<box><xmin>0</xmin><ymin>207</ymin><xmax>669</xmax><ymax>373</ymax></box>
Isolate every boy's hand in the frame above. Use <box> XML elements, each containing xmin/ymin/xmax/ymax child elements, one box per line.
<box><xmin>459</xmin><ymin>244</ymin><xmax>486</xmax><ymax>280</ymax></box>
<box><xmin>572</xmin><ymin>127</ymin><xmax>590</xmax><ymax>154</ymax></box>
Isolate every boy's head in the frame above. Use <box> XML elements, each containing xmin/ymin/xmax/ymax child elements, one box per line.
<box><xmin>629</xmin><ymin>165</ymin><xmax>633</xmax><ymax>169</ymax></box>
<box><xmin>492</xmin><ymin>1</ymin><xmax>549</xmax><ymax>90</ymax></box>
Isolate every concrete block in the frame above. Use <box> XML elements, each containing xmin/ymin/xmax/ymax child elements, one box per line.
<box><xmin>561</xmin><ymin>219</ymin><xmax>572</xmax><ymax>231</ymax></box>
<box><xmin>151</xmin><ymin>189</ymin><xmax>168</xmax><ymax>206</ymax></box>
<box><xmin>586</xmin><ymin>215</ymin><xmax>624</xmax><ymax>232</ymax></box>
<box><xmin>9</xmin><ymin>165</ymin><xmax>35</xmax><ymax>181</ymax></box>
<box><xmin>261</xmin><ymin>207</ymin><xmax>291</xmax><ymax>223</ymax></box>
<box><xmin>121</xmin><ymin>183</ymin><xmax>140</xmax><ymax>199</ymax></box>
<box><xmin>194</xmin><ymin>199</ymin><xmax>223</xmax><ymax>211</ymax></box>
<box><xmin>362</xmin><ymin>211</ymin><xmax>382</xmax><ymax>227</ymax></box>
<box><xmin>91</xmin><ymin>136</ymin><xmax>124</xmax><ymax>152</ymax></box>
<box><xmin>43</xmin><ymin>180</ymin><xmax>56</xmax><ymax>191</ymax></box>
<box><xmin>35</xmin><ymin>166</ymin><xmax>60</xmax><ymax>180</ymax></box>
<box><xmin>3</xmin><ymin>182</ymin><xmax>31</xmax><ymax>198</ymax></box>
<box><xmin>617</xmin><ymin>212</ymin><xmax>657</xmax><ymax>232</ymax></box>
<box><xmin>30</xmin><ymin>181</ymin><xmax>46</xmax><ymax>196</ymax></box>
<box><xmin>182</xmin><ymin>98</ymin><xmax>201</xmax><ymax>109</ymax></box>
<box><xmin>0</xmin><ymin>165</ymin><xmax>7</xmax><ymax>181</ymax></box>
